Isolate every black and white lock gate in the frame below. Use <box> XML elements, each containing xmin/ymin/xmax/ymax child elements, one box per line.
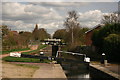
<box><xmin>43</xmin><ymin>39</ymin><xmax>66</xmax><ymax>57</ymax></box>
<box><xmin>20</xmin><ymin>51</ymin><xmax>90</xmax><ymax>64</ymax></box>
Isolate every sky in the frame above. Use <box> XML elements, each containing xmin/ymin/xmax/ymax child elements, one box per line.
<box><xmin>1</xmin><ymin>0</ymin><xmax>119</xmax><ymax>35</ymax></box>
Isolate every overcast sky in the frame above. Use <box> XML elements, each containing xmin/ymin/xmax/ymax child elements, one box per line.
<box><xmin>1</xmin><ymin>1</ymin><xmax>119</xmax><ymax>35</ymax></box>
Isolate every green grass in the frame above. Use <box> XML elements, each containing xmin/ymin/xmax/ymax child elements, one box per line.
<box><xmin>1</xmin><ymin>45</ymin><xmax>47</xmax><ymax>55</ymax></box>
<box><xmin>38</xmin><ymin>45</ymin><xmax>47</xmax><ymax>50</ymax></box>
<box><xmin>1</xmin><ymin>48</ymin><xmax>30</xmax><ymax>54</ymax></box>
<box><xmin>2</xmin><ymin>45</ymin><xmax>49</xmax><ymax>63</ymax></box>
<box><xmin>3</xmin><ymin>56</ymin><xmax>40</xmax><ymax>62</ymax></box>
<box><xmin>2</xmin><ymin>56</ymin><xmax>51</xmax><ymax>63</ymax></box>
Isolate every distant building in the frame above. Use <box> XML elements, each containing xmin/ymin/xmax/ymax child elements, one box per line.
<box><xmin>33</xmin><ymin>24</ymin><xmax>39</xmax><ymax>32</ymax></box>
<box><xmin>11</xmin><ymin>31</ymin><xmax>19</xmax><ymax>35</ymax></box>
<box><xmin>85</xmin><ymin>24</ymin><xmax>104</xmax><ymax>46</ymax></box>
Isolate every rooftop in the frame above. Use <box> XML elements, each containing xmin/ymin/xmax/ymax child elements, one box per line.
<box><xmin>85</xmin><ymin>24</ymin><xmax>104</xmax><ymax>34</ymax></box>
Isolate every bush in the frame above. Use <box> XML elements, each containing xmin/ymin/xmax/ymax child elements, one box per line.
<box><xmin>92</xmin><ymin>23</ymin><xmax>120</xmax><ymax>62</ymax></box>
<box><xmin>103</xmin><ymin>34</ymin><xmax>120</xmax><ymax>62</ymax></box>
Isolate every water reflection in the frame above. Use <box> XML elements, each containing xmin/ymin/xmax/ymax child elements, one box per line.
<box><xmin>78</xmin><ymin>74</ymin><xmax>90</xmax><ymax>78</ymax></box>
<box><xmin>62</xmin><ymin>62</ymin><xmax>117</xmax><ymax>80</ymax></box>
<box><xmin>60</xmin><ymin>53</ymin><xmax>116</xmax><ymax>80</ymax></box>
<box><xmin>61</xmin><ymin>62</ymin><xmax>91</xmax><ymax>80</ymax></box>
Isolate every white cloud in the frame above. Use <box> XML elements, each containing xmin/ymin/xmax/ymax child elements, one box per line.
<box><xmin>3</xmin><ymin>3</ymin><xmax>26</xmax><ymax>16</ymax></box>
<box><xmin>78</xmin><ymin>10</ymin><xmax>104</xmax><ymax>28</ymax></box>
<box><xmin>2</xmin><ymin>2</ymin><xmax>112</xmax><ymax>34</ymax></box>
<box><xmin>24</xmin><ymin>4</ymin><xmax>50</xmax><ymax>14</ymax></box>
<box><xmin>2</xmin><ymin>20</ymin><xmax>34</xmax><ymax>32</ymax></box>
<box><xmin>2</xmin><ymin>0</ymin><xmax>119</xmax><ymax>2</ymax></box>
<box><xmin>42</xmin><ymin>8</ymin><xmax>62</xmax><ymax>20</ymax></box>
<box><xmin>2</xmin><ymin>19</ymin><xmax>63</xmax><ymax>34</ymax></box>
<box><xmin>2</xmin><ymin>2</ymin><xmax>62</xmax><ymax>23</ymax></box>
<box><xmin>79</xmin><ymin>10</ymin><xmax>102</xmax><ymax>21</ymax></box>
<box><xmin>30</xmin><ymin>2</ymin><xmax>89</xmax><ymax>7</ymax></box>
<box><xmin>2</xmin><ymin>2</ymin><xmax>64</xmax><ymax>34</ymax></box>
<box><xmin>63</xmin><ymin>0</ymin><xmax>119</xmax><ymax>2</ymax></box>
<box><xmin>39</xmin><ymin>21</ymin><xmax>63</xmax><ymax>29</ymax></box>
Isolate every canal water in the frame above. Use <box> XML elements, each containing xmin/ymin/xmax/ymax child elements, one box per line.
<box><xmin>60</xmin><ymin>52</ymin><xmax>92</xmax><ymax>80</ymax></box>
<box><xmin>59</xmin><ymin>52</ymin><xmax>117</xmax><ymax>80</ymax></box>
<box><xmin>61</xmin><ymin>62</ymin><xmax>117</xmax><ymax>80</ymax></box>
<box><xmin>61</xmin><ymin>62</ymin><xmax>91</xmax><ymax>80</ymax></box>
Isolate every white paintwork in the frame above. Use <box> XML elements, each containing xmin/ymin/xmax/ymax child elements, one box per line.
<box><xmin>44</xmin><ymin>39</ymin><xmax>61</xmax><ymax>42</ymax></box>
<box><xmin>42</xmin><ymin>43</ymin><xmax>45</xmax><ymax>45</ymax></box>
<box><xmin>40</xmin><ymin>52</ymin><xmax>44</xmax><ymax>54</ymax></box>
<box><xmin>84</xmin><ymin>57</ymin><xmax>90</xmax><ymax>62</ymax></box>
<box><xmin>102</xmin><ymin>53</ymin><xmax>105</xmax><ymax>55</ymax></box>
<box><xmin>10</xmin><ymin>52</ymin><xmax>21</xmax><ymax>57</ymax></box>
<box><xmin>45</xmin><ymin>42</ymin><xmax>49</xmax><ymax>45</ymax></box>
<box><xmin>48</xmin><ymin>57</ymin><xmax>52</xmax><ymax>60</ymax></box>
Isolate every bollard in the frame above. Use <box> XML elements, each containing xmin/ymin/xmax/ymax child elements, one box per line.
<box><xmin>101</xmin><ymin>53</ymin><xmax>107</xmax><ymax>66</ymax></box>
<box><xmin>101</xmin><ymin>53</ymin><xmax>105</xmax><ymax>64</ymax></box>
<box><xmin>40</xmin><ymin>52</ymin><xmax>44</xmax><ymax>62</ymax></box>
<box><xmin>104</xmin><ymin>60</ymin><xmax>108</xmax><ymax>66</ymax></box>
<box><xmin>84</xmin><ymin>57</ymin><xmax>90</xmax><ymax>69</ymax></box>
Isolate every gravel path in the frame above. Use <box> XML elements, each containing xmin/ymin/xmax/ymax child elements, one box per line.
<box><xmin>105</xmin><ymin>64</ymin><xmax>120</xmax><ymax>75</ymax></box>
<box><xmin>2</xmin><ymin>62</ymin><xmax>37</xmax><ymax>78</ymax></box>
<box><xmin>0</xmin><ymin>54</ymin><xmax>9</xmax><ymax>59</ymax></box>
<box><xmin>40</xmin><ymin>45</ymin><xmax>52</xmax><ymax>56</ymax></box>
<box><xmin>32</xmin><ymin>64</ymin><xmax>67</xmax><ymax>78</ymax></box>
<box><xmin>4</xmin><ymin>62</ymin><xmax>67</xmax><ymax>78</ymax></box>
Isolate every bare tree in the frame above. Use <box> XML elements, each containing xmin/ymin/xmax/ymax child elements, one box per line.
<box><xmin>102</xmin><ymin>13</ymin><xmax>120</xmax><ymax>24</ymax></box>
<box><xmin>64</xmin><ymin>11</ymin><xmax>80</xmax><ymax>43</ymax></box>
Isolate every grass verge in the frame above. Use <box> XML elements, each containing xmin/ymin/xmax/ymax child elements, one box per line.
<box><xmin>2</xmin><ymin>56</ymin><xmax>51</xmax><ymax>63</ymax></box>
<box><xmin>1</xmin><ymin>45</ymin><xmax>47</xmax><ymax>55</ymax></box>
<box><xmin>38</xmin><ymin>45</ymin><xmax>47</xmax><ymax>50</ymax></box>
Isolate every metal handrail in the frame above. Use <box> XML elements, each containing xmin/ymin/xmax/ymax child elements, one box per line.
<box><xmin>56</xmin><ymin>51</ymin><xmax>86</xmax><ymax>57</ymax></box>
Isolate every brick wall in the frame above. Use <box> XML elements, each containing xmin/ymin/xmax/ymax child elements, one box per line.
<box><xmin>85</xmin><ymin>31</ymin><xmax>93</xmax><ymax>46</ymax></box>
<box><xmin>85</xmin><ymin>26</ymin><xmax>101</xmax><ymax>46</ymax></box>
